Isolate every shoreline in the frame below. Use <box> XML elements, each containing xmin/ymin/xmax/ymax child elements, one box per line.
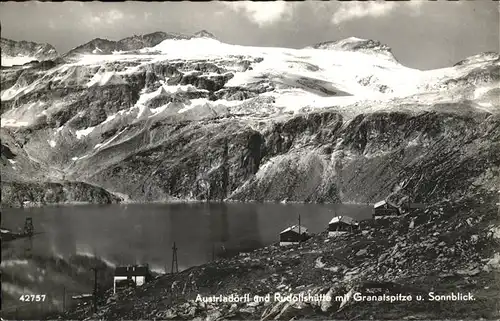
<box><xmin>3</xmin><ymin>197</ymin><xmax>376</xmax><ymax>209</ymax></box>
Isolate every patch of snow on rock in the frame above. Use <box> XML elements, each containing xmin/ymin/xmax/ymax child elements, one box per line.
<box><xmin>75</xmin><ymin>126</ymin><xmax>95</xmax><ymax>139</ymax></box>
<box><xmin>47</xmin><ymin>139</ymin><xmax>57</xmax><ymax>148</ymax></box>
<box><xmin>87</xmin><ymin>71</ymin><xmax>126</xmax><ymax>87</ymax></box>
<box><xmin>1</xmin><ymin>119</ymin><xmax>29</xmax><ymax>128</ymax></box>
<box><xmin>1</xmin><ymin>55</ymin><xmax>37</xmax><ymax>67</ymax></box>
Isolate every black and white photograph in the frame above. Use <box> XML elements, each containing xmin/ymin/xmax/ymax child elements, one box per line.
<box><xmin>0</xmin><ymin>1</ymin><xmax>499</xmax><ymax>320</ymax></box>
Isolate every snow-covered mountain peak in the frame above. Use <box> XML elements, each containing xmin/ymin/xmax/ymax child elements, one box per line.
<box><xmin>333</xmin><ymin>36</ymin><xmax>370</xmax><ymax>45</ymax></box>
<box><xmin>62</xmin><ymin>32</ymin><xmax>194</xmax><ymax>58</ymax></box>
<box><xmin>1</xmin><ymin>37</ymin><xmax>58</xmax><ymax>67</ymax></box>
<box><xmin>63</xmin><ymin>38</ymin><xmax>117</xmax><ymax>57</ymax></box>
<box><xmin>146</xmin><ymin>36</ymin><xmax>223</xmax><ymax>54</ymax></box>
<box><xmin>193</xmin><ymin>30</ymin><xmax>217</xmax><ymax>40</ymax></box>
<box><xmin>1</xmin><ymin>32</ymin><xmax>498</xmax><ymax>136</ymax></box>
<box><xmin>306</xmin><ymin>37</ymin><xmax>397</xmax><ymax>62</ymax></box>
<box><xmin>454</xmin><ymin>52</ymin><xmax>500</xmax><ymax>67</ymax></box>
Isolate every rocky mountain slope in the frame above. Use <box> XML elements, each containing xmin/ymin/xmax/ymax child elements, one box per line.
<box><xmin>1</xmin><ymin>38</ymin><xmax>58</xmax><ymax>67</ymax></box>
<box><xmin>1</xmin><ymin>31</ymin><xmax>498</xmax><ymax>207</ymax></box>
<box><xmin>63</xmin><ymin>30</ymin><xmax>217</xmax><ymax>58</ymax></box>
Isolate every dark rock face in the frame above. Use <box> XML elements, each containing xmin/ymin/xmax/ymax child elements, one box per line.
<box><xmin>453</xmin><ymin>52</ymin><xmax>500</xmax><ymax>67</ymax></box>
<box><xmin>1</xmin><ymin>181</ymin><xmax>121</xmax><ymax>208</ymax></box>
<box><xmin>0</xmin><ymin>68</ymin><xmax>25</xmax><ymax>96</ymax></box>
<box><xmin>117</xmin><ymin>32</ymin><xmax>183</xmax><ymax>51</ymax></box>
<box><xmin>5</xmin><ymin>101</ymin><xmax>491</xmax><ymax>208</ymax></box>
<box><xmin>85</xmin><ymin>121</ymin><xmax>264</xmax><ymax>202</ymax></box>
<box><xmin>193</xmin><ymin>30</ymin><xmax>217</xmax><ymax>39</ymax></box>
<box><xmin>63</xmin><ymin>38</ymin><xmax>119</xmax><ymax>57</ymax></box>
<box><xmin>1</xmin><ymin>37</ymin><xmax>58</xmax><ymax>61</ymax></box>
<box><xmin>84</xmin><ymin>85</ymin><xmax>140</xmax><ymax>117</ymax></box>
<box><xmin>310</xmin><ymin>38</ymin><xmax>397</xmax><ymax>61</ymax></box>
<box><xmin>443</xmin><ymin>64</ymin><xmax>500</xmax><ymax>88</ymax></box>
<box><xmin>63</xmin><ymin>30</ymin><xmax>217</xmax><ymax>57</ymax></box>
<box><xmin>167</xmin><ymin>72</ymin><xmax>234</xmax><ymax>92</ymax></box>
<box><xmin>73</xmin><ymin>108</ymin><xmax>499</xmax><ymax>207</ymax></box>
<box><xmin>213</xmin><ymin>88</ymin><xmax>258</xmax><ymax>101</ymax></box>
<box><xmin>1</xmin><ymin>143</ymin><xmax>16</xmax><ymax>160</ymax></box>
<box><xmin>191</xmin><ymin>62</ymin><xmax>224</xmax><ymax>73</ymax></box>
<box><xmin>145</xmin><ymin>91</ymin><xmax>209</xmax><ymax>109</ymax></box>
<box><xmin>45</xmin><ymin>84</ymin><xmax>141</xmax><ymax>129</ymax></box>
<box><xmin>33</xmin><ymin>58</ymin><xmax>66</xmax><ymax>70</ymax></box>
<box><xmin>213</xmin><ymin>83</ymin><xmax>274</xmax><ymax>101</ymax></box>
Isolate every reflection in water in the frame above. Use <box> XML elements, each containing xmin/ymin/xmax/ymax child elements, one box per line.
<box><xmin>52</xmin><ymin>209</ymin><xmax>77</xmax><ymax>259</ymax></box>
<box><xmin>2</xmin><ymin>203</ymin><xmax>373</xmax><ymax>270</ymax></box>
<box><xmin>208</xmin><ymin>203</ymin><xmax>224</xmax><ymax>260</ymax></box>
<box><xmin>207</xmin><ymin>203</ymin><xmax>263</xmax><ymax>259</ymax></box>
<box><xmin>229</xmin><ymin>204</ymin><xmax>263</xmax><ymax>255</ymax></box>
<box><xmin>221</xmin><ymin>204</ymin><xmax>229</xmax><ymax>243</ymax></box>
<box><xmin>1</xmin><ymin>202</ymin><xmax>372</xmax><ymax>319</ymax></box>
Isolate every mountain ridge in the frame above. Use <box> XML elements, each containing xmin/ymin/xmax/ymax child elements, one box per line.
<box><xmin>2</xmin><ymin>32</ymin><xmax>498</xmax><ymax>70</ymax></box>
<box><xmin>1</xmin><ymin>37</ymin><xmax>58</xmax><ymax>67</ymax></box>
<box><xmin>305</xmin><ymin>37</ymin><xmax>398</xmax><ymax>62</ymax></box>
<box><xmin>62</xmin><ymin>30</ymin><xmax>216</xmax><ymax>58</ymax></box>
<box><xmin>0</xmin><ymin>31</ymin><xmax>498</xmax><ymax>207</ymax></box>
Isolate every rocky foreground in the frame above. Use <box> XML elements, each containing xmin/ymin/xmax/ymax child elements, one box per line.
<box><xmin>53</xmin><ymin>190</ymin><xmax>500</xmax><ymax>320</ymax></box>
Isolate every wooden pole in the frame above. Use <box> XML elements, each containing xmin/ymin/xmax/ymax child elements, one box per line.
<box><xmin>91</xmin><ymin>267</ymin><xmax>98</xmax><ymax>313</ymax></box>
<box><xmin>171</xmin><ymin>242</ymin><xmax>178</xmax><ymax>274</ymax></box>
<box><xmin>298</xmin><ymin>214</ymin><xmax>301</xmax><ymax>236</ymax></box>
<box><xmin>62</xmin><ymin>286</ymin><xmax>66</xmax><ymax>312</ymax></box>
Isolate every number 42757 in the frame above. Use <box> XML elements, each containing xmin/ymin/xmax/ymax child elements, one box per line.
<box><xmin>19</xmin><ymin>294</ymin><xmax>46</xmax><ymax>302</ymax></box>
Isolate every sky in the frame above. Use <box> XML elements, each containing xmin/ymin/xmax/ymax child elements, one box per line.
<box><xmin>0</xmin><ymin>1</ymin><xmax>498</xmax><ymax>70</ymax></box>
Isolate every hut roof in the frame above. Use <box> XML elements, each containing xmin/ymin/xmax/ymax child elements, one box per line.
<box><xmin>329</xmin><ymin>215</ymin><xmax>359</xmax><ymax>225</ymax></box>
<box><xmin>115</xmin><ymin>265</ymin><xmax>150</xmax><ymax>277</ymax></box>
<box><xmin>280</xmin><ymin>225</ymin><xmax>308</xmax><ymax>235</ymax></box>
<box><xmin>72</xmin><ymin>294</ymin><xmax>93</xmax><ymax>299</ymax></box>
<box><xmin>374</xmin><ymin>200</ymin><xmax>399</xmax><ymax>209</ymax></box>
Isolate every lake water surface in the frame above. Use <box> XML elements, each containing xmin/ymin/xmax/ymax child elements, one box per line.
<box><xmin>2</xmin><ymin>203</ymin><xmax>372</xmax><ymax>271</ymax></box>
<box><xmin>1</xmin><ymin>202</ymin><xmax>371</xmax><ymax>318</ymax></box>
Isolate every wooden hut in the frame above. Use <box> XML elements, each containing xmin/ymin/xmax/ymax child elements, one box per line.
<box><xmin>328</xmin><ymin>216</ymin><xmax>360</xmax><ymax>236</ymax></box>
<box><xmin>373</xmin><ymin>200</ymin><xmax>400</xmax><ymax>218</ymax></box>
<box><xmin>113</xmin><ymin>265</ymin><xmax>152</xmax><ymax>294</ymax></box>
<box><xmin>279</xmin><ymin>225</ymin><xmax>310</xmax><ymax>246</ymax></box>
